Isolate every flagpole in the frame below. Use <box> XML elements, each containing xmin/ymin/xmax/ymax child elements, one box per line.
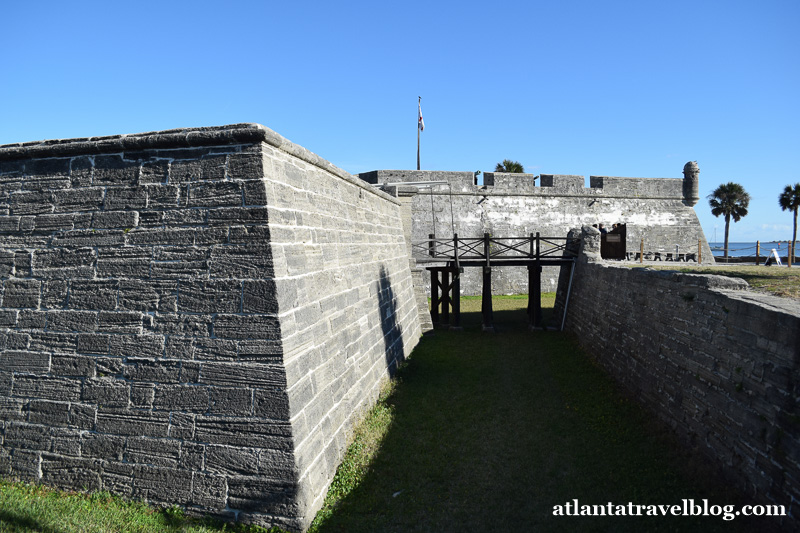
<box><xmin>417</xmin><ymin>96</ymin><xmax>421</xmax><ymax>171</ymax></box>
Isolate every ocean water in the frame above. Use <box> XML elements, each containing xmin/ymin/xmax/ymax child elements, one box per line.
<box><xmin>709</xmin><ymin>241</ymin><xmax>796</xmax><ymax>257</ymax></box>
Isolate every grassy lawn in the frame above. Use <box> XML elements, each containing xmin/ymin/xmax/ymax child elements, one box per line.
<box><xmin>0</xmin><ymin>482</ymin><xmax>280</xmax><ymax>533</ymax></box>
<box><xmin>0</xmin><ymin>296</ymin><xmax>778</xmax><ymax>532</ymax></box>
<box><xmin>633</xmin><ymin>264</ymin><xmax>800</xmax><ymax>299</ymax></box>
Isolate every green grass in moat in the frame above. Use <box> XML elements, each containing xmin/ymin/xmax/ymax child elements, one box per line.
<box><xmin>308</xmin><ymin>295</ymin><xmax>763</xmax><ymax>533</ymax></box>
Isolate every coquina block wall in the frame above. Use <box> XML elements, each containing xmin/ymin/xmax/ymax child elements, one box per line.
<box><xmin>359</xmin><ymin>170</ymin><xmax>713</xmax><ymax>296</ymax></box>
<box><xmin>0</xmin><ymin>124</ymin><xmax>421</xmax><ymax>531</ymax></box>
<box><xmin>561</xmin><ymin>227</ymin><xmax>799</xmax><ymax>520</ymax></box>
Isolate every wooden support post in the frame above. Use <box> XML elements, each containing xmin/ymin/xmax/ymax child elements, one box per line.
<box><xmin>430</xmin><ymin>269</ymin><xmax>440</xmax><ymax>325</ymax></box>
<box><xmin>640</xmin><ymin>238</ymin><xmax>644</xmax><ymax>263</ymax></box>
<box><xmin>789</xmin><ymin>243</ymin><xmax>793</xmax><ymax>268</ymax></box>
<box><xmin>482</xmin><ymin>265</ymin><xmax>494</xmax><ymax>331</ymax></box>
<box><xmin>481</xmin><ymin>233</ymin><xmax>494</xmax><ymax>331</ymax></box>
<box><xmin>528</xmin><ymin>262</ymin><xmax>542</xmax><ymax>329</ymax></box>
<box><xmin>698</xmin><ymin>239</ymin><xmax>702</xmax><ymax>263</ymax></box>
<box><xmin>451</xmin><ymin>269</ymin><xmax>462</xmax><ymax>330</ymax></box>
<box><xmin>756</xmin><ymin>241</ymin><xmax>760</xmax><ymax>266</ymax></box>
<box><xmin>441</xmin><ymin>269</ymin><xmax>450</xmax><ymax>326</ymax></box>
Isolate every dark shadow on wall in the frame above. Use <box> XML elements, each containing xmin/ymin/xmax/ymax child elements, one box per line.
<box><xmin>378</xmin><ymin>265</ymin><xmax>404</xmax><ymax>377</ymax></box>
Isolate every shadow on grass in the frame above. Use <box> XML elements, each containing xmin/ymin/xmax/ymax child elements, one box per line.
<box><xmin>0</xmin><ymin>510</ymin><xmax>67</xmax><ymax>533</ymax></box>
<box><xmin>310</xmin><ymin>299</ymin><xmax>775</xmax><ymax>533</ymax></box>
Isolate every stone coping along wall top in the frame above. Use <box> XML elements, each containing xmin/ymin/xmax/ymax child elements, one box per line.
<box><xmin>0</xmin><ymin>123</ymin><xmax>397</xmax><ymax>206</ymax></box>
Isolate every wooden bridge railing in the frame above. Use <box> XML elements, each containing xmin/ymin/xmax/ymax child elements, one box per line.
<box><xmin>412</xmin><ymin>233</ymin><xmax>579</xmax><ymax>265</ymax></box>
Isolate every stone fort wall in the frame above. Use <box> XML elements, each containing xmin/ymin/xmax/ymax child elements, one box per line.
<box><xmin>560</xmin><ymin>227</ymin><xmax>799</xmax><ymax>521</ymax></box>
<box><xmin>359</xmin><ymin>170</ymin><xmax>713</xmax><ymax>296</ymax></box>
<box><xmin>0</xmin><ymin>124</ymin><xmax>421</xmax><ymax>531</ymax></box>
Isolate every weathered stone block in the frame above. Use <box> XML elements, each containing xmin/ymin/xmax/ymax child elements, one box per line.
<box><xmin>170</xmin><ymin>156</ymin><xmax>227</xmax><ymax>183</ymax></box>
<box><xmin>139</xmin><ymin>159</ymin><xmax>169</xmax><ymax>184</ymax></box>
<box><xmin>193</xmin><ymin>417</ymin><xmax>293</xmax><ymax>449</ymax></box>
<box><xmin>69</xmin><ymin>403</ymin><xmax>96</xmax><ymax>431</ymax></box>
<box><xmin>117</xmin><ymin>280</ymin><xmax>177</xmax><ymax>312</ymax></box>
<box><xmin>153</xmin><ymin>385</ymin><xmax>209</xmax><ymax>412</ymax></box>
<box><xmin>198</xmin><ymin>361</ymin><xmax>285</xmax><ymax>389</ymax></box>
<box><xmin>94</xmin><ymin>155</ymin><xmax>138</xmax><ymax>185</ymax></box>
<box><xmin>82</xmin><ymin>378</ymin><xmax>129</xmax><ymax>407</ymax></box>
<box><xmin>42</xmin><ymin>281</ymin><xmax>69</xmax><ymax>309</ymax></box>
<box><xmin>92</xmin><ymin>211</ymin><xmax>139</xmax><ymax>229</ymax></box>
<box><xmin>108</xmin><ymin>334</ymin><xmax>165</xmax><ymax>359</ymax></box>
<box><xmin>192</xmin><ymin>473</ymin><xmax>228</xmax><ymax>510</ymax></box>
<box><xmin>208</xmin><ymin>245</ymin><xmax>273</xmax><ymax>278</ymax></box>
<box><xmin>97</xmin><ymin>248</ymin><xmax>152</xmax><ymax>278</ymax></box>
<box><xmin>213</xmin><ymin>315</ymin><xmax>281</xmax><ymax>340</ymax></box>
<box><xmin>9</xmin><ymin>191</ymin><xmax>53</xmax><ymax>215</ymax></box>
<box><xmin>188</xmin><ymin>182</ymin><xmax>242</xmax><ymax>207</ymax></box>
<box><xmin>51</xmin><ymin>428</ymin><xmax>82</xmax><ymax>456</ymax></box>
<box><xmin>28</xmin><ymin>400</ymin><xmax>71</xmax><ymax>426</ymax></box>
<box><xmin>98</xmin><ymin>311</ymin><xmax>144</xmax><ymax>334</ymax></box>
<box><xmin>168</xmin><ymin>412</ymin><xmax>195</xmax><ymax>440</ymax></box>
<box><xmin>13</xmin><ymin>376</ymin><xmax>81</xmax><ymax>401</ymax></box>
<box><xmin>130</xmin><ymin>384</ymin><xmax>154</xmax><ymax>408</ymax></box>
<box><xmin>82</xmin><ymin>433</ymin><xmax>125</xmax><ymax>461</ymax></box>
<box><xmin>237</xmin><ymin>339</ymin><xmax>283</xmax><ymax>362</ymax></box>
<box><xmin>47</xmin><ymin>310</ymin><xmax>98</xmax><ymax>332</ymax></box>
<box><xmin>208</xmin><ymin>387</ymin><xmax>253</xmax><ymax>416</ymax></box>
<box><xmin>122</xmin><ymin>359</ymin><xmax>181</xmax><ymax>383</ymax></box>
<box><xmin>101</xmin><ymin>461</ymin><xmax>134</xmax><ymax>495</ymax></box>
<box><xmin>205</xmin><ymin>445</ymin><xmax>259</xmax><ymax>476</ymax></box>
<box><xmin>3</xmin><ymin>279</ymin><xmax>41</xmax><ymax>308</ymax></box>
<box><xmin>227</xmin><ymin>477</ymin><xmax>297</xmax><ymax>514</ymax></box>
<box><xmin>126</xmin><ymin>227</ymin><xmax>195</xmax><ymax>246</ymax></box>
<box><xmin>178</xmin><ymin>280</ymin><xmax>241</xmax><ymax>313</ymax></box>
<box><xmin>145</xmin><ymin>185</ymin><xmax>180</xmax><ymax>208</ymax></box>
<box><xmin>32</xmin><ymin>248</ymin><xmax>96</xmax><ymax>279</ymax></box>
<box><xmin>77</xmin><ymin>333</ymin><xmax>110</xmax><ymax>354</ymax></box>
<box><xmin>151</xmin><ymin>313</ymin><xmax>213</xmax><ymax>336</ymax></box>
<box><xmin>4</xmin><ymin>422</ymin><xmax>52</xmax><ymax>451</ymax></box>
<box><xmin>104</xmin><ymin>186</ymin><xmax>148</xmax><ymax>210</ymax></box>
<box><xmin>208</xmin><ymin>207</ymin><xmax>269</xmax><ymax>225</ymax></box>
<box><xmin>51</xmin><ymin>353</ymin><xmax>94</xmax><ymax>377</ymax></box>
<box><xmin>96</xmin><ymin>409</ymin><xmax>170</xmax><ymax>438</ymax></box>
<box><xmin>228</xmin><ymin>153</ymin><xmax>262</xmax><ymax>181</ymax></box>
<box><xmin>193</xmin><ymin>338</ymin><xmax>237</xmax><ymax>361</ymax></box>
<box><xmin>40</xmin><ymin>455</ymin><xmax>104</xmax><ymax>491</ymax></box>
<box><xmin>133</xmin><ymin>465</ymin><xmax>193</xmax><ymax>505</ymax></box>
<box><xmin>253</xmin><ymin>389</ymin><xmax>291</xmax><ymax>420</ymax></box>
<box><xmin>51</xmin><ymin>229</ymin><xmax>126</xmax><ymax>248</ymax></box>
<box><xmin>52</xmin><ymin>187</ymin><xmax>105</xmax><ymax>213</ymax></box>
<box><xmin>33</xmin><ymin>214</ymin><xmax>75</xmax><ymax>232</ymax></box>
<box><xmin>28</xmin><ymin>331</ymin><xmax>75</xmax><ymax>353</ymax></box>
<box><xmin>0</xmin><ymin>350</ymin><xmax>50</xmax><ymax>374</ymax></box>
<box><xmin>242</xmin><ymin>280</ymin><xmax>278</xmax><ymax>314</ymax></box>
<box><xmin>69</xmin><ymin>280</ymin><xmax>118</xmax><ymax>310</ymax></box>
<box><xmin>125</xmin><ymin>436</ymin><xmax>181</xmax><ymax>467</ymax></box>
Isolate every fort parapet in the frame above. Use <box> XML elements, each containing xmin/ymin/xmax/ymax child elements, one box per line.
<box><xmin>359</xmin><ymin>169</ymin><xmax>712</xmax><ymax>295</ymax></box>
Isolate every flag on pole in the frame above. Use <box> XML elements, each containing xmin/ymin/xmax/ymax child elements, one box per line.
<box><xmin>418</xmin><ymin>101</ymin><xmax>425</xmax><ymax>131</ymax></box>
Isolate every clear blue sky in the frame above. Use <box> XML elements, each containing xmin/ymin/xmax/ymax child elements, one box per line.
<box><xmin>2</xmin><ymin>0</ymin><xmax>798</xmax><ymax>242</ymax></box>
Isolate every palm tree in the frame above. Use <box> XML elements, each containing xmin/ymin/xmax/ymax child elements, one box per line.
<box><xmin>708</xmin><ymin>182</ymin><xmax>750</xmax><ymax>259</ymax></box>
<box><xmin>495</xmin><ymin>160</ymin><xmax>525</xmax><ymax>173</ymax></box>
<box><xmin>779</xmin><ymin>183</ymin><xmax>800</xmax><ymax>262</ymax></box>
